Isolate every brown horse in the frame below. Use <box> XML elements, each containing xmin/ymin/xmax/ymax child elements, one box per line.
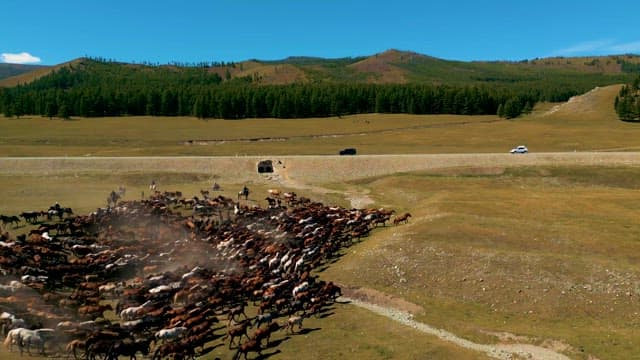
<box><xmin>233</xmin><ymin>339</ymin><xmax>262</xmax><ymax>360</ymax></box>
<box><xmin>253</xmin><ymin>321</ymin><xmax>281</xmax><ymax>346</ymax></box>
<box><xmin>77</xmin><ymin>304</ymin><xmax>113</xmax><ymax>320</ymax></box>
<box><xmin>224</xmin><ymin>320</ymin><xmax>251</xmax><ymax>348</ymax></box>
<box><xmin>393</xmin><ymin>212</ymin><xmax>412</xmax><ymax>225</ymax></box>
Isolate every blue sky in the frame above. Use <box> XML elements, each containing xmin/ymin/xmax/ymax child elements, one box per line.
<box><xmin>2</xmin><ymin>0</ymin><xmax>640</xmax><ymax>65</ymax></box>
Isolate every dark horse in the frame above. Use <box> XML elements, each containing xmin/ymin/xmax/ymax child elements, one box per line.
<box><xmin>107</xmin><ymin>338</ymin><xmax>152</xmax><ymax>360</ymax></box>
<box><xmin>0</xmin><ymin>215</ymin><xmax>20</xmax><ymax>228</ymax></box>
<box><xmin>238</xmin><ymin>186</ymin><xmax>250</xmax><ymax>201</ymax></box>
<box><xmin>107</xmin><ymin>190</ymin><xmax>121</xmax><ymax>207</ymax></box>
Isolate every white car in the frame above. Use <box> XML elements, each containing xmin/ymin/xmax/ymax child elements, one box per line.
<box><xmin>510</xmin><ymin>145</ymin><xmax>528</xmax><ymax>154</ymax></box>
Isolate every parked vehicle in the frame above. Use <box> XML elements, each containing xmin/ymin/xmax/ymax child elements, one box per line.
<box><xmin>510</xmin><ymin>145</ymin><xmax>528</xmax><ymax>154</ymax></box>
<box><xmin>339</xmin><ymin>148</ymin><xmax>357</xmax><ymax>155</ymax></box>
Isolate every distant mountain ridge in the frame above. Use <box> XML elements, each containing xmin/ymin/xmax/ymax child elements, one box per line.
<box><xmin>0</xmin><ymin>63</ymin><xmax>49</xmax><ymax>82</ymax></box>
<box><xmin>2</xmin><ymin>49</ymin><xmax>639</xmax><ymax>120</ymax></box>
<box><xmin>1</xmin><ymin>49</ymin><xmax>639</xmax><ymax>88</ymax></box>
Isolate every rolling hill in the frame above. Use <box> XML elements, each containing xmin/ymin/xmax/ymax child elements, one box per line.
<box><xmin>2</xmin><ymin>49</ymin><xmax>639</xmax><ymax>88</ymax></box>
<box><xmin>0</xmin><ymin>63</ymin><xmax>49</xmax><ymax>82</ymax></box>
<box><xmin>1</xmin><ymin>49</ymin><xmax>638</xmax><ymax>121</ymax></box>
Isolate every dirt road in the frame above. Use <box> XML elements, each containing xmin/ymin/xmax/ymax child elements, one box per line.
<box><xmin>1</xmin><ymin>152</ymin><xmax>639</xmax><ymax>184</ymax></box>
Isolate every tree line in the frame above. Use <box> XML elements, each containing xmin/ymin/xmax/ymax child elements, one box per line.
<box><xmin>0</xmin><ymin>58</ymin><xmax>598</xmax><ymax>120</ymax></box>
<box><xmin>615</xmin><ymin>75</ymin><xmax>640</xmax><ymax>121</ymax></box>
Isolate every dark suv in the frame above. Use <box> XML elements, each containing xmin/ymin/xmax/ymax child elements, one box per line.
<box><xmin>339</xmin><ymin>148</ymin><xmax>357</xmax><ymax>155</ymax></box>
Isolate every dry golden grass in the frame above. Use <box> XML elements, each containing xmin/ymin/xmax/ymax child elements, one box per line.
<box><xmin>0</xmin><ymin>58</ymin><xmax>85</xmax><ymax>87</ymax></box>
<box><xmin>321</xmin><ymin>166</ymin><xmax>640</xmax><ymax>360</ymax></box>
<box><xmin>2</xmin><ymin>84</ymin><xmax>639</xmax><ymax>157</ymax></box>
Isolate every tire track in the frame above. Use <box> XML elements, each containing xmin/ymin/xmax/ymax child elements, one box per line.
<box><xmin>341</xmin><ymin>296</ymin><xmax>572</xmax><ymax>360</ymax></box>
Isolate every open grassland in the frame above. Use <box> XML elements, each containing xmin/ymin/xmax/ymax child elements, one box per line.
<box><xmin>1</xmin><ymin>161</ymin><xmax>640</xmax><ymax>359</ymax></box>
<box><xmin>1</xmin><ymin>84</ymin><xmax>640</xmax><ymax>359</ymax></box>
<box><xmin>321</xmin><ymin>165</ymin><xmax>640</xmax><ymax>360</ymax></box>
<box><xmin>1</xmin><ymin>84</ymin><xmax>639</xmax><ymax>157</ymax></box>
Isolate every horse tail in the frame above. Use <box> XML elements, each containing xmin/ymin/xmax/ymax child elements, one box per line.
<box><xmin>3</xmin><ymin>331</ymin><xmax>11</xmax><ymax>347</ymax></box>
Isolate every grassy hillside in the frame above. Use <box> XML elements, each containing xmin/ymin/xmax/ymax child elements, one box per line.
<box><xmin>2</xmin><ymin>50</ymin><xmax>639</xmax><ymax>88</ymax></box>
<box><xmin>0</xmin><ymin>63</ymin><xmax>48</xmax><ymax>81</ymax></box>
<box><xmin>0</xmin><ymin>59</ymin><xmax>79</xmax><ymax>87</ymax></box>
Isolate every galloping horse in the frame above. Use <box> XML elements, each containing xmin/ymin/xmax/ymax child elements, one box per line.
<box><xmin>154</xmin><ymin>326</ymin><xmax>187</xmax><ymax>345</ymax></box>
<box><xmin>4</xmin><ymin>328</ymin><xmax>51</xmax><ymax>355</ymax></box>
<box><xmin>265</xmin><ymin>197</ymin><xmax>277</xmax><ymax>208</ymax></box>
<box><xmin>20</xmin><ymin>211</ymin><xmax>42</xmax><ymax>224</ymax></box>
<box><xmin>285</xmin><ymin>315</ymin><xmax>304</xmax><ymax>334</ymax></box>
<box><xmin>233</xmin><ymin>339</ymin><xmax>262</xmax><ymax>360</ymax></box>
<box><xmin>267</xmin><ymin>189</ymin><xmax>281</xmax><ymax>198</ymax></box>
<box><xmin>108</xmin><ymin>337</ymin><xmax>152</xmax><ymax>360</ymax></box>
<box><xmin>393</xmin><ymin>212</ymin><xmax>412</xmax><ymax>225</ymax></box>
<box><xmin>0</xmin><ymin>215</ymin><xmax>20</xmax><ymax>229</ymax></box>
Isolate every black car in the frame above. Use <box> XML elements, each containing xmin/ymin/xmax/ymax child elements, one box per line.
<box><xmin>339</xmin><ymin>148</ymin><xmax>357</xmax><ymax>155</ymax></box>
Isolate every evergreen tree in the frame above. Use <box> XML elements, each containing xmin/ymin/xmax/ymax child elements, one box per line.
<box><xmin>57</xmin><ymin>103</ymin><xmax>70</xmax><ymax>119</ymax></box>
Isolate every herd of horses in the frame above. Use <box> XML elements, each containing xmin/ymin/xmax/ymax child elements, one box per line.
<box><xmin>0</xmin><ymin>187</ymin><xmax>411</xmax><ymax>359</ymax></box>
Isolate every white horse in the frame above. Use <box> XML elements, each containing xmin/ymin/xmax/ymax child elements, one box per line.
<box><xmin>119</xmin><ymin>300</ymin><xmax>153</xmax><ymax>320</ymax></box>
<box><xmin>154</xmin><ymin>326</ymin><xmax>187</xmax><ymax>345</ymax></box>
<box><xmin>4</xmin><ymin>327</ymin><xmax>26</xmax><ymax>351</ymax></box>
<box><xmin>285</xmin><ymin>315</ymin><xmax>304</xmax><ymax>334</ymax></box>
<box><xmin>4</xmin><ymin>328</ymin><xmax>50</xmax><ymax>354</ymax></box>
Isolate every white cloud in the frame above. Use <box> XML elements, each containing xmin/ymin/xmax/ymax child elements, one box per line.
<box><xmin>552</xmin><ymin>40</ymin><xmax>613</xmax><ymax>56</ymax></box>
<box><xmin>552</xmin><ymin>40</ymin><xmax>640</xmax><ymax>57</ymax></box>
<box><xmin>1</xmin><ymin>52</ymin><xmax>42</xmax><ymax>64</ymax></box>
<box><xmin>608</xmin><ymin>41</ymin><xmax>640</xmax><ymax>54</ymax></box>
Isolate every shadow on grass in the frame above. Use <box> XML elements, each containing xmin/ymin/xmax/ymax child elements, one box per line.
<box><xmin>317</xmin><ymin>311</ymin><xmax>335</xmax><ymax>319</ymax></box>
<box><xmin>265</xmin><ymin>337</ymin><xmax>289</xmax><ymax>348</ymax></box>
<box><xmin>294</xmin><ymin>327</ymin><xmax>321</xmax><ymax>335</ymax></box>
<box><xmin>198</xmin><ymin>342</ymin><xmax>225</xmax><ymax>356</ymax></box>
<box><xmin>255</xmin><ymin>349</ymin><xmax>282</xmax><ymax>359</ymax></box>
